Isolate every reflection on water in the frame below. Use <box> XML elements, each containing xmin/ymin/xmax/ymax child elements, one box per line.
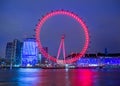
<box><xmin>0</xmin><ymin>68</ymin><xmax>120</xmax><ymax>86</ymax></box>
<box><xmin>71</xmin><ymin>69</ymin><xmax>93</xmax><ymax>86</ymax></box>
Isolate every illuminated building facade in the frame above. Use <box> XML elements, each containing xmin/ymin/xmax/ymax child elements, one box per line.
<box><xmin>22</xmin><ymin>38</ymin><xmax>38</xmax><ymax>67</ymax></box>
<box><xmin>77</xmin><ymin>57</ymin><xmax>120</xmax><ymax>67</ymax></box>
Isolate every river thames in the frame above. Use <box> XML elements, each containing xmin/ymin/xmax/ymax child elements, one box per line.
<box><xmin>0</xmin><ymin>68</ymin><xmax>120</xmax><ymax>86</ymax></box>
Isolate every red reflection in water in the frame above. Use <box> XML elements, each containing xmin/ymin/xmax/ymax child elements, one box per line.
<box><xmin>71</xmin><ymin>69</ymin><xmax>93</xmax><ymax>86</ymax></box>
<box><xmin>34</xmin><ymin>69</ymin><xmax>95</xmax><ymax>86</ymax></box>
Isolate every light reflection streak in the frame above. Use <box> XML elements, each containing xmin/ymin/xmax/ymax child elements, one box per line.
<box><xmin>71</xmin><ymin>69</ymin><xmax>94</xmax><ymax>86</ymax></box>
<box><xmin>17</xmin><ymin>68</ymin><xmax>42</xmax><ymax>86</ymax></box>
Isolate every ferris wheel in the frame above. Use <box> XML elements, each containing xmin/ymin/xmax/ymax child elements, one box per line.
<box><xmin>35</xmin><ymin>10</ymin><xmax>90</xmax><ymax>64</ymax></box>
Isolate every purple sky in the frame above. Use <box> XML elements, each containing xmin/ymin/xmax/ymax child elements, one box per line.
<box><xmin>0</xmin><ymin>0</ymin><xmax>120</xmax><ymax>57</ymax></box>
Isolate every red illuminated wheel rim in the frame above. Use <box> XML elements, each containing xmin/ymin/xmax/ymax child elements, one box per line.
<box><xmin>35</xmin><ymin>10</ymin><xmax>89</xmax><ymax>64</ymax></box>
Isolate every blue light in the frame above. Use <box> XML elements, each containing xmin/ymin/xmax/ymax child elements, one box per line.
<box><xmin>77</xmin><ymin>57</ymin><xmax>120</xmax><ymax>66</ymax></box>
<box><xmin>22</xmin><ymin>38</ymin><xmax>38</xmax><ymax>67</ymax></box>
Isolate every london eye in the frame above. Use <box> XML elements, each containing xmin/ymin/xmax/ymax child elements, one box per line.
<box><xmin>35</xmin><ymin>10</ymin><xmax>90</xmax><ymax>64</ymax></box>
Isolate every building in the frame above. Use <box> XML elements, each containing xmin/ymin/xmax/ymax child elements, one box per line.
<box><xmin>5</xmin><ymin>39</ymin><xmax>22</xmax><ymax>66</ymax></box>
<box><xmin>13</xmin><ymin>39</ymin><xmax>22</xmax><ymax>66</ymax></box>
<box><xmin>22</xmin><ymin>38</ymin><xmax>38</xmax><ymax>67</ymax></box>
<box><xmin>5</xmin><ymin>42</ymin><xmax>13</xmax><ymax>60</ymax></box>
<box><xmin>38</xmin><ymin>53</ymin><xmax>42</xmax><ymax>64</ymax></box>
<box><xmin>40</xmin><ymin>47</ymin><xmax>49</xmax><ymax>64</ymax></box>
<box><xmin>5</xmin><ymin>39</ymin><xmax>22</xmax><ymax>65</ymax></box>
<box><xmin>77</xmin><ymin>57</ymin><xmax>120</xmax><ymax>67</ymax></box>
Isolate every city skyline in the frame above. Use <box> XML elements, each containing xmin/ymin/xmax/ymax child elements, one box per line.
<box><xmin>0</xmin><ymin>0</ymin><xmax>120</xmax><ymax>57</ymax></box>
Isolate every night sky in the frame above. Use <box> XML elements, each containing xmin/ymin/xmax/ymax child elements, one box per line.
<box><xmin>0</xmin><ymin>0</ymin><xmax>120</xmax><ymax>57</ymax></box>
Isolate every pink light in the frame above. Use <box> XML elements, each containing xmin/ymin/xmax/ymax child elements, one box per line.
<box><xmin>35</xmin><ymin>10</ymin><xmax>90</xmax><ymax>64</ymax></box>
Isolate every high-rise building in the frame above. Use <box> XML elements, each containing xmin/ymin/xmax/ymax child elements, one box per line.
<box><xmin>5</xmin><ymin>42</ymin><xmax>13</xmax><ymax>60</ymax></box>
<box><xmin>5</xmin><ymin>39</ymin><xmax>22</xmax><ymax>66</ymax></box>
<box><xmin>13</xmin><ymin>39</ymin><xmax>22</xmax><ymax>65</ymax></box>
<box><xmin>22</xmin><ymin>38</ymin><xmax>38</xmax><ymax>67</ymax></box>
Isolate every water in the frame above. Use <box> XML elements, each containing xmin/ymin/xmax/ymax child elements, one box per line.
<box><xmin>0</xmin><ymin>68</ymin><xmax>120</xmax><ymax>86</ymax></box>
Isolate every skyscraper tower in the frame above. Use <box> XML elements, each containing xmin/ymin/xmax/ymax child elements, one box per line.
<box><xmin>5</xmin><ymin>39</ymin><xmax>22</xmax><ymax>66</ymax></box>
<box><xmin>13</xmin><ymin>39</ymin><xmax>22</xmax><ymax>65</ymax></box>
<box><xmin>5</xmin><ymin>42</ymin><xmax>13</xmax><ymax>60</ymax></box>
